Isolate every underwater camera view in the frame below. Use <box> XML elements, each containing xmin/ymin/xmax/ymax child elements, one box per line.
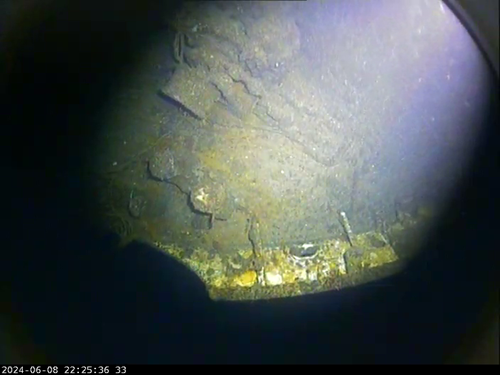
<box><xmin>86</xmin><ymin>0</ymin><xmax>492</xmax><ymax>300</ymax></box>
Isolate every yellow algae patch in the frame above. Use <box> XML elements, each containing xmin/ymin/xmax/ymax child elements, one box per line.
<box><xmin>231</xmin><ymin>270</ymin><xmax>257</xmax><ymax>288</ymax></box>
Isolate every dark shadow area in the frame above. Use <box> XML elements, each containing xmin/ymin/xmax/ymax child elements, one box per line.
<box><xmin>1</xmin><ymin>0</ymin><xmax>498</xmax><ymax>364</ymax></box>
